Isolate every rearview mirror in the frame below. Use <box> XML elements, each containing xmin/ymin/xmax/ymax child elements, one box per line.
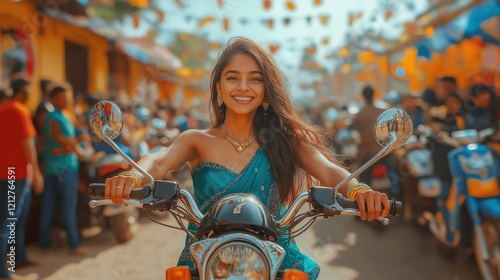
<box><xmin>89</xmin><ymin>101</ymin><xmax>123</xmax><ymax>140</ymax></box>
<box><xmin>374</xmin><ymin>108</ymin><xmax>413</xmax><ymax>149</ymax></box>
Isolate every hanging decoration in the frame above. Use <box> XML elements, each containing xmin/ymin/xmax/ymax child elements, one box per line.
<box><xmin>286</xmin><ymin>1</ymin><xmax>296</xmax><ymax>11</ymax></box>
<box><xmin>267</xmin><ymin>19</ymin><xmax>274</xmax><ymax>29</ymax></box>
<box><xmin>132</xmin><ymin>12</ymin><xmax>140</xmax><ymax>28</ymax></box>
<box><xmin>128</xmin><ymin>0</ymin><xmax>148</xmax><ymax>8</ymax></box>
<box><xmin>321</xmin><ymin>37</ymin><xmax>329</xmax><ymax>45</ymax></box>
<box><xmin>348</xmin><ymin>12</ymin><xmax>363</xmax><ymax>26</ymax></box>
<box><xmin>319</xmin><ymin>14</ymin><xmax>330</xmax><ymax>25</ymax></box>
<box><xmin>199</xmin><ymin>17</ymin><xmax>215</xmax><ymax>28</ymax></box>
<box><xmin>283</xmin><ymin>18</ymin><xmax>291</xmax><ymax>25</ymax></box>
<box><xmin>263</xmin><ymin>0</ymin><xmax>271</xmax><ymax>10</ymax></box>
<box><xmin>385</xmin><ymin>9</ymin><xmax>393</xmax><ymax>20</ymax></box>
<box><xmin>341</xmin><ymin>64</ymin><xmax>351</xmax><ymax>73</ymax></box>
<box><xmin>305</xmin><ymin>16</ymin><xmax>312</xmax><ymax>25</ymax></box>
<box><xmin>313</xmin><ymin>0</ymin><xmax>323</xmax><ymax>6</ymax></box>
<box><xmin>217</xmin><ymin>0</ymin><xmax>224</xmax><ymax>9</ymax></box>
<box><xmin>156</xmin><ymin>10</ymin><xmax>164</xmax><ymax>23</ymax></box>
<box><xmin>223</xmin><ymin>18</ymin><xmax>230</xmax><ymax>31</ymax></box>
<box><xmin>269</xmin><ymin>44</ymin><xmax>280</xmax><ymax>54</ymax></box>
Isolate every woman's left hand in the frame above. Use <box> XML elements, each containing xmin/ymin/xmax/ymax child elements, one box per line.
<box><xmin>355</xmin><ymin>190</ymin><xmax>391</xmax><ymax>221</ymax></box>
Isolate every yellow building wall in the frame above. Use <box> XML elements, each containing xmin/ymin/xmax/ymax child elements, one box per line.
<box><xmin>0</xmin><ymin>0</ymin><xmax>109</xmax><ymax>111</ymax></box>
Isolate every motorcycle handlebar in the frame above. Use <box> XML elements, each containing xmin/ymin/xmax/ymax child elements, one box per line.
<box><xmin>336</xmin><ymin>194</ymin><xmax>402</xmax><ymax>217</ymax></box>
<box><xmin>88</xmin><ymin>183</ymin><xmax>151</xmax><ymax>200</ymax></box>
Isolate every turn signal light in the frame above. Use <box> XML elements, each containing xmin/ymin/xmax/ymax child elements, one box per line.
<box><xmin>166</xmin><ymin>266</ymin><xmax>191</xmax><ymax>280</ymax></box>
<box><xmin>283</xmin><ymin>269</ymin><xmax>309</xmax><ymax>280</ymax></box>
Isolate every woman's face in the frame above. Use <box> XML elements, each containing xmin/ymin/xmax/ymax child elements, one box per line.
<box><xmin>217</xmin><ymin>54</ymin><xmax>265</xmax><ymax>116</ymax></box>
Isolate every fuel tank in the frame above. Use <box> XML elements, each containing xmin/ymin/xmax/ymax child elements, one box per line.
<box><xmin>196</xmin><ymin>193</ymin><xmax>279</xmax><ymax>241</ymax></box>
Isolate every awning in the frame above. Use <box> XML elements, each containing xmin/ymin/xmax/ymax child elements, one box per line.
<box><xmin>38</xmin><ymin>2</ymin><xmax>182</xmax><ymax>71</ymax></box>
<box><xmin>115</xmin><ymin>37</ymin><xmax>182</xmax><ymax>71</ymax></box>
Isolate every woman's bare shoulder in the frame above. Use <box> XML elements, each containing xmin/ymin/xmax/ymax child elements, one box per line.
<box><xmin>176</xmin><ymin>128</ymin><xmax>219</xmax><ymax>142</ymax></box>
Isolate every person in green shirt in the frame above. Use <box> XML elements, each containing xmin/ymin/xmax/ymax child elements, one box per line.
<box><xmin>39</xmin><ymin>86</ymin><xmax>87</xmax><ymax>255</ymax></box>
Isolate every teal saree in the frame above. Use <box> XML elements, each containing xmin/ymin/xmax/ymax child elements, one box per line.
<box><xmin>177</xmin><ymin>146</ymin><xmax>320</xmax><ymax>279</ymax></box>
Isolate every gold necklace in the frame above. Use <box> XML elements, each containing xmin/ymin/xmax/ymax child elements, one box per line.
<box><xmin>221</xmin><ymin>124</ymin><xmax>256</xmax><ymax>152</ymax></box>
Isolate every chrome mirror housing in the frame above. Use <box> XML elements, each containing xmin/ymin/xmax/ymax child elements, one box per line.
<box><xmin>89</xmin><ymin>101</ymin><xmax>123</xmax><ymax>140</ymax></box>
<box><xmin>374</xmin><ymin>108</ymin><xmax>413</xmax><ymax>149</ymax></box>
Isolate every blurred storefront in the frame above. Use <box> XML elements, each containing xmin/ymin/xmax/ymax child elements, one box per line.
<box><xmin>334</xmin><ymin>0</ymin><xmax>500</xmax><ymax>98</ymax></box>
<box><xmin>0</xmin><ymin>0</ymin><xmax>182</xmax><ymax>112</ymax></box>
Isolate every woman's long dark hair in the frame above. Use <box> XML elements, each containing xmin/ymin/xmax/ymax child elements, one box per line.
<box><xmin>209</xmin><ymin>37</ymin><xmax>338</xmax><ymax>206</ymax></box>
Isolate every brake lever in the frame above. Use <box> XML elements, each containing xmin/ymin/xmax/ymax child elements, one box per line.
<box><xmin>89</xmin><ymin>199</ymin><xmax>144</xmax><ymax>208</ymax></box>
<box><xmin>340</xmin><ymin>210</ymin><xmax>390</xmax><ymax>225</ymax></box>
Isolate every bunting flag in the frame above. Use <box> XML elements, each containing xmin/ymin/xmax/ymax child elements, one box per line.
<box><xmin>156</xmin><ymin>10</ymin><xmax>164</xmax><ymax>23</ymax></box>
<box><xmin>199</xmin><ymin>17</ymin><xmax>215</xmax><ymax>28</ymax></box>
<box><xmin>305</xmin><ymin>16</ymin><xmax>312</xmax><ymax>25</ymax></box>
<box><xmin>321</xmin><ymin>37</ymin><xmax>329</xmax><ymax>45</ymax></box>
<box><xmin>269</xmin><ymin>44</ymin><xmax>280</xmax><ymax>54</ymax></box>
<box><xmin>348</xmin><ymin>12</ymin><xmax>363</xmax><ymax>26</ymax></box>
<box><xmin>306</xmin><ymin>46</ymin><xmax>317</xmax><ymax>55</ymax></box>
<box><xmin>211</xmin><ymin>43</ymin><xmax>221</xmax><ymax>50</ymax></box>
<box><xmin>128</xmin><ymin>0</ymin><xmax>148</xmax><ymax>8</ymax></box>
<box><xmin>267</xmin><ymin>19</ymin><xmax>274</xmax><ymax>29</ymax></box>
<box><xmin>313</xmin><ymin>0</ymin><xmax>323</xmax><ymax>6</ymax></box>
<box><xmin>286</xmin><ymin>1</ymin><xmax>296</xmax><ymax>11</ymax></box>
<box><xmin>132</xmin><ymin>12</ymin><xmax>140</xmax><ymax>28</ymax></box>
<box><xmin>263</xmin><ymin>0</ymin><xmax>271</xmax><ymax>10</ymax></box>
<box><xmin>319</xmin><ymin>14</ymin><xmax>330</xmax><ymax>25</ymax></box>
<box><xmin>385</xmin><ymin>10</ymin><xmax>393</xmax><ymax>20</ymax></box>
<box><xmin>168</xmin><ymin>10</ymin><xmax>337</xmax><ymax>33</ymax></box>
<box><xmin>217</xmin><ymin>0</ymin><xmax>224</xmax><ymax>8</ymax></box>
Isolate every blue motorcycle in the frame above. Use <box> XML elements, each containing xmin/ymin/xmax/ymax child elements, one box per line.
<box><xmin>426</xmin><ymin>128</ymin><xmax>500</xmax><ymax>280</ymax></box>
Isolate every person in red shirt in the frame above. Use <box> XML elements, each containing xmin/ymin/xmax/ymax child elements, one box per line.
<box><xmin>0</xmin><ymin>79</ymin><xmax>43</xmax><ymax>279</ymax></box>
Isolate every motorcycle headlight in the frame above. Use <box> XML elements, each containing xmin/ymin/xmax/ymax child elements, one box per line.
<box><xmin>206</xmin><ymin>241</ymin><xmax>269</xmax><ymax>280</ymax></box>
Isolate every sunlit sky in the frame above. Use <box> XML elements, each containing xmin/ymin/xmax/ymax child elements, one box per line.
<box><xmin>109</xmin><ymin>0</ymin><xmax>431</xmax><ymax>99</ymax></box>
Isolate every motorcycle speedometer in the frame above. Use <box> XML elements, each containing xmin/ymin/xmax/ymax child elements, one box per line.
<box><xmin>206</xmin><ymin>241</ymin><xmax>269</xmax><ymax>280</ymax></box>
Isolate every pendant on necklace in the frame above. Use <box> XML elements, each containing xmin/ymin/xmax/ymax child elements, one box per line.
<box><xmin>236</xmin><ymin>145</ymin><xmax>244</xmax><ymax>152</ymax></box>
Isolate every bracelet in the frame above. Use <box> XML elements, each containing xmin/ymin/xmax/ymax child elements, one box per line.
<box><xmin>120</xmin><ymin>171</ymin><xmax>142</xmax><ymax>189</ymax></box>
<box><xmin>346</xmin><ymin>183</ymin><xmax>372</xmax><ymax>200</ymax></box>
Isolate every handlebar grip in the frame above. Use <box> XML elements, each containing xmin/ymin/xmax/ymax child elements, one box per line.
<box><xmin>88</xmin><ymin>183</ymin><xmax>151</xmax><ymax>200</ymax></box>
<box><xmin>337</xmin><ymin>194</ymin><xmax>402</xmax><ymax>217</ymax></box>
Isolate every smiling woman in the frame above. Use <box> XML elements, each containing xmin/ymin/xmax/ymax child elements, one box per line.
<box><xmin>105</xmin><ymin>37</ymin><xmax>392</xmax><ymax>280</ymax></box>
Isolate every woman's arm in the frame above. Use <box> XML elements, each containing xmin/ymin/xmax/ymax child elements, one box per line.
<box><xmin>105</xmin><ymin>129</ymin><xmax>199</xmax><ymax>204</ymax></box>
<box><xmin>292</xmin><ymin>141</ymin><xmax>390</xmax><ymax>221</ymax></box>
<box><xmin>291</xmin><ymin>141</ymin><xmax>356</xmax><ymax>196</ymax></box>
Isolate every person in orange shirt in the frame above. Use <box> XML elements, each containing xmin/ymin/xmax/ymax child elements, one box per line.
<box><xmin>0</xmin><ymin>79</ymin><xmax>44</xmax><ymax>279</ymax></box>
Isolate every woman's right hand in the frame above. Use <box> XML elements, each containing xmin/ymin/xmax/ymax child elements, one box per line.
<box><xmin>104</xmin><ymin>173</ymin><xmax>138</xmax><ymax>204</ymax></box>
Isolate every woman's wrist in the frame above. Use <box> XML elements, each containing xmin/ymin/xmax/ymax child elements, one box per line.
<box><xmin>120</xmin><ymin>171</ymin><xmax>143</xmax><ymax>189</ymax></box>
<box><xmin>346</xmin><ymin>183</ymin><xmax>372</xmax><ymax>200</ymax></box>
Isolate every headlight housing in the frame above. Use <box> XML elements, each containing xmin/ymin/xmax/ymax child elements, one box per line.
<box><xmin>206</xmin><ymin>241</ymin><xmax>269</xmax><ymax>279</ymax></box>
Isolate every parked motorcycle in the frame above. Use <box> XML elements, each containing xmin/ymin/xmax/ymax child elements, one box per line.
<box><xmin>87</xmin><ymin>101</ymin><xmax>409</xmax><ymax>279</ymax></box>
<box><xmin>398</xmin><ymin>132</ymin><xmax>439</xmax><ymax>223</ymax></box>
<box><xmin>89</xmin><ymin>153</ymin><xmax>140</xmax><ymax>243</ymax></box>
<box><xmin>424</xmin><ymin>127</ymin><xmax>500</xmax><ymax>280</ymax></box>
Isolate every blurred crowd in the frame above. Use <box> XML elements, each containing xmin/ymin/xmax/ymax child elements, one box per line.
<box><xmin>0</xmin><ymin>77</ymin><xmax>205</xmax><ymax>278</ymax></box>
<box><xmin>1</xmin><ymin>72</ymin><xmax>499</xmax><ymax>278</ymax></box>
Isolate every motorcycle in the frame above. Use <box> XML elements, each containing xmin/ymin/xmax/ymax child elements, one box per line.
<box><xmin>87</xmin><ymin>101</ymin><xmax>410</xmax><ymax>279</ymax></box>
<box><xmin>424</xmin><ymin>127</ymin><xmax>500</xmax><ymax>280</ymax></box>
<box><xmin>89</xmin><ymin>153</ymin><xmax>140</xmax><ymax>243</ymax></box>
<box><xmin>397</xmin><ymin>131</ymin><xmax>439</xmax><ymax>223</ymax></box>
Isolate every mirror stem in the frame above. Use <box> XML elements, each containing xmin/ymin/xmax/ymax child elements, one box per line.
<box><xmin>102</xmin><ymin>126</ymin><xmax>155</xmax><ymax>189</ymax></box>
<box><xmin>333</xmin><ymin>132</ymin><xmax>396</xmax><ymax>193</ymax></box>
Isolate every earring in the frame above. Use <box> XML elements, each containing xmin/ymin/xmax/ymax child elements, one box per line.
<box><xmin>262</xmin><ymin>100</ymin><xmax>269</xmax><ymax>115</ymax></box>
<box><xmin>217</xmin><ymin>92</ymin><xmax>223</xmax><ymax>113</ymax></box>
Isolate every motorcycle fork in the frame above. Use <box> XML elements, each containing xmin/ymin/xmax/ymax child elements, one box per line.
<box><xmin>474</xmin><ymin>224</ymin><xmax>490</xmax><ymax>261</ymax></box>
